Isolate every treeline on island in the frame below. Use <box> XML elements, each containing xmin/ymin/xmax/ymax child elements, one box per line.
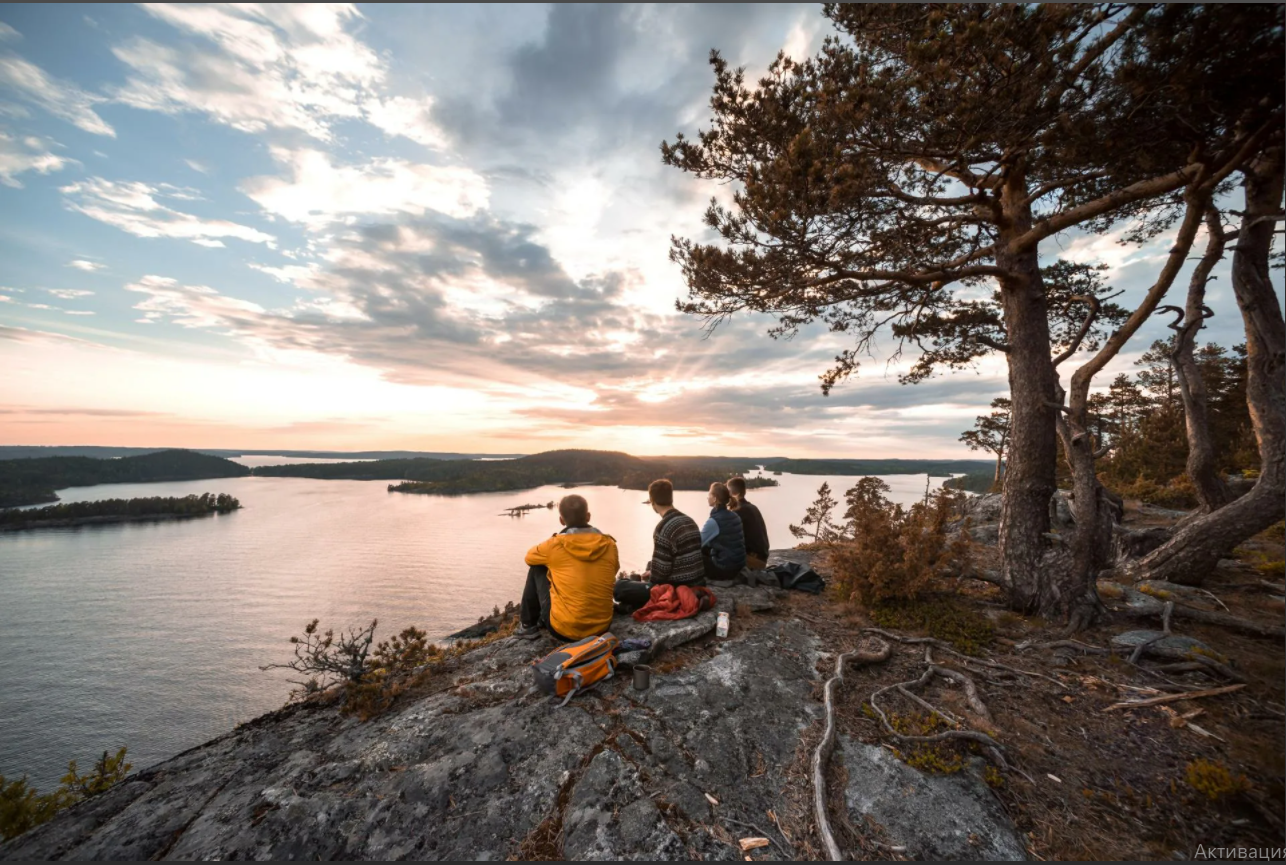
<box><xmin>255</xmin><ymin>450</ymin><xmax>991</xmax><ymax>495</ymax></box>
<box><xmin>0</xmin><ymin>494</ymin><xmax>241</xmax><ymax>531</ymax></box>
<box><xmin>0</xmin><ymin>450</ymin><xmax>250</xmax><ymax>508</ymax></box>
<box><xmin>359</xmin><ymin>451</ymin><xmax>780</xmax><ymax>495</ymax></box>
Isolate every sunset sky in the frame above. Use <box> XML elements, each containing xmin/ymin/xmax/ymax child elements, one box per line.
<box><xmin>0</xmin><ymin>4</ymin><xmax>1255</xmax><ymax>457</ymax></box>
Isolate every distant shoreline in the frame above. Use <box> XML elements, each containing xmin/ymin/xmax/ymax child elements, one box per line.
<box><xmin>0</xmin><ymin>512</ymin><xmax>226</xmax><ymax>532</ymax></box>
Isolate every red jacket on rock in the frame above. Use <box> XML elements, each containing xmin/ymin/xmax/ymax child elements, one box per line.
<box><xmin>632</xmin><ymin>584</ymin><xmax>717</xmax><ymax>622</ymax></box>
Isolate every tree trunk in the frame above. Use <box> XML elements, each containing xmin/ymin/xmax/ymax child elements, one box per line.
<box><xmin>995</xmin><ymin>170</ymin><xmax>1060</xmax><ymax>615</ymax></box>
<box><xmin>993</xmin><ymin>449</ymin><xmax>1004</xmax><ymax>490</ymax></box>
<box><xmin>1130</xmin><ymin>151</ymin><xmax>1286</xmax><ymax>585</ymax></box>
<box><xmin>1171</xmin><ymin>207</ymin><xmax>1232</xmax><ymax>512</ymax></box>
<box><xmin>1056</xmin><ymin>184</ymin><xmax>1209</xmax><ymax>628</ymax></box>
<box><xmin>1055</xmin><ymin>415</ymin><xmax>1114</xmax><ymax>630</ymax></box>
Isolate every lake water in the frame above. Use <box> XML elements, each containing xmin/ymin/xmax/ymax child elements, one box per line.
<box><xmin>0</xmin><ymin>466</ymin><xmax>944</xmax><ymax>788</ymax></box>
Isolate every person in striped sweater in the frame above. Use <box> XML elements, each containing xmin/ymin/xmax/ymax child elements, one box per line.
<box><xmin>613</xmin><ymin>478</ymin><xmax>705</xmax><ymax>611</ymax></box>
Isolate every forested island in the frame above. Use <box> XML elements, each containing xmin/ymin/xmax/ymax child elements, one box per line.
<box><xmin>0</xmin><ymin>494</ymin><xmax>241</xmax><ymax>531</ymax></box>
<box><xmin>253</xmin><ymin>449</ymin><xmax>989</xmax><ymax>495</ymax></box>
<box><xmin>769</xmin><ymin>457</ymin><xmax>993</xmax><ymax>477</ymax></box>
<box><xmin>0</xmin><ymin>446</ymin><xmax>994</xmax><ymax>507</ymax></box>
<box><xmin>257</xmin><ymin>449</ymin><xmax>780</xmax><ymax>495</ymax></box>
<box><xmin>0</xmin><ymin>450</ymin><xmax>250</xmax><ymax>508</ymax></box>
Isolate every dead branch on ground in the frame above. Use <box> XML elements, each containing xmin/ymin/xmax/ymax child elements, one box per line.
<box><xmin>812</xmin><ymin>636</ymin><xmax>892</xmax><ymax>862</ymax></box>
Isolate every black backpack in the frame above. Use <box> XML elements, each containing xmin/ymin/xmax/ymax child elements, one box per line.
<box><xmin>769</xmin><ymin>562</ymin><xmax>826</xmax><ymax>594</ymax></box>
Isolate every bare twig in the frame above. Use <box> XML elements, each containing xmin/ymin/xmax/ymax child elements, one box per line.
<box><xmin>722</xmin><ymin>816</ymin><xmax>793</xmax><ymax>859</ymax></box>
<box><xmin>1104</xmin><ymin>683</ymin><xmax>1246</xmax><ymax>711</ymax></box>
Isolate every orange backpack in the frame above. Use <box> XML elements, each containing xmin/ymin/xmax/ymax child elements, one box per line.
<box><xmin>531</xmin><ymin>632</ymin><xmax>619</xmax><ymax>705</ymax></box>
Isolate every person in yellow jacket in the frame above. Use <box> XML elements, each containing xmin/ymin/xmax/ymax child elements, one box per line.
<box><xmin>516</xmin><ymin>494</ymin><xmax>620</xmax><ymax>641</ymax></box>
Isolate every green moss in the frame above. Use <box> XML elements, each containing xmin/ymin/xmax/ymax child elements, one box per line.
<box><xmin>885</xmin><ymin>712</ymin><xmax>966</xmax><ymax>774</ymax></box>
<box><xmin>870</xmin><ymin>595</ymin><xmax>994</xmax><ymax>656</ymax></box>
<box><xmin>1185</xmin><ymin>759</ymin><xmax>1250</xmax><ymax>801</ymax></box>
<box><xmin>1186</xmin><ymin>645</ymin><xmax>1230</xmax><ymax>664</ymax></box>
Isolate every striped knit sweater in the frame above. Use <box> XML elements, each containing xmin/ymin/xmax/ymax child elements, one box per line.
<box><xmin>649</xmin><ymin>508</ymin><xmax>705</xmax><ymax>586</ymax></box>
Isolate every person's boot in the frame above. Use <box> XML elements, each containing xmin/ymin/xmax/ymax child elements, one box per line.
<box><xmin>515</xmin><ymin>623</ymin><xmax>542</xmax><ymax>640</ymax></box>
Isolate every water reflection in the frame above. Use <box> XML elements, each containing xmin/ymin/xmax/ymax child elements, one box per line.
<box><xmin>0</xmin><ymin>469</ymin><xmax>946</xmax><ymax>787</ymax></box>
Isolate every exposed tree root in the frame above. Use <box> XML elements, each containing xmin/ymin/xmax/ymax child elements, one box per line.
<box><xmin>1128</xmin><ymin>641</ymin><xmax>1247</xmax><ymax>683</ymax></box>
<box><xmin>1127</xmin><ymin>601</ymin><xmax>1174</xmax><ymax>664</ymax></box>
<box><xmin>868</xmin><ymin>666</ymin><xmax>1003</xmax><ymax>753</ymax></box>
<box><xmin>1100</xmin><ymin>581</ymin><xmax>1284</xmax><ymax>639</ymax></box>
<box><xmin>811</xmin><ymin>636</ymin><xmax>891</xmax><ymax>862</ymax></box>
<box><xmin>863</xmin><ymin>627</ymin><xmax>1066</xmax><ymax>686</ymax></box>
<box><xmin>1021</xmin><ymin>638</ymin><xmax>1110</xmax><ymax>655</ymax></box>
<box><xmin>926</xmin><ymin>650</ymin><xmax>993</xmax><ymax>724</ymax></box>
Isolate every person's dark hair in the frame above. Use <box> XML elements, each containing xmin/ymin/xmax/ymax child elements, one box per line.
<box><xmin>727</xmin><ymin>476</ymin><xmax>747</xmax><ymax>497</ymax></box>
<box><xmin>709</xmin><ymin>482</ymin><xmax>731</xmax><ymax>505</ymax></box>
<box><xmin>559</xmin><ymin>494</ymin><xmax>590</xmax><ymax>527</ymax></box>
<box><xmin>647</xmin><ymin>479</ymin><xmax>674</xmax><ymax>507</ymax></box>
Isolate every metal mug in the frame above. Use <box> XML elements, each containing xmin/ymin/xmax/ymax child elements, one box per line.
<box><xmin>633</xmin><ymin>664</ymin><xmax>652</xmax><ymax>691</ymax></box>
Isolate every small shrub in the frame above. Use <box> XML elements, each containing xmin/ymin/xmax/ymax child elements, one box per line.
<box><xmin>0</xmin><ymin>748</ymin><xmax>131</xmax><ymax>841</ymax></box>
<box><xmin>1113</xmin><ymin>474</ymin><xmax>1198</xmax><ymax>509</ymax></box>
<box><xmin>824</xmin><ymin>480</ymin><xmax>971</xmax><ymax>607</ymax></box>
<box><xmin>1184</xmin><ymin>759</ymin><xmax>1250</xmax><ymax>801</ymax></box>
<box><xmin>1255</xmin><ymin>560</ymin><xmax>1285</xmax><ymax>579</ymax></box>
<box><xmin>790</xmin><ymin>481</ymin><xmax>840</xmax><ymax>543</ymax></box>
<box><xmin>261</xmin><ymin>619</ymin><xmax>377</xmax><ymax>695</ymax></box>
<box><xmin>1256</xmin><ymin>521</ymin><xmax>1284</xmax><ymax>542</ymax></box>
<box><xmin>984</xmin><ymin>765</ymin><xmax>1006</xmax><ymax>789</ymax></box>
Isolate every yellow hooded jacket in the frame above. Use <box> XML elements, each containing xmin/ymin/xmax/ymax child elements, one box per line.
<box><xmin>525</xmin><ymin>530</ymin><xmax>620</xmax><ymax>640</ymax></box>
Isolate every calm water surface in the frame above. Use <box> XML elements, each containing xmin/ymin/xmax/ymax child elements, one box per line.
<box><xmin>0</xmin><ymin>466</ymin><xmax>942</xmax><ymax>787</ymax></box>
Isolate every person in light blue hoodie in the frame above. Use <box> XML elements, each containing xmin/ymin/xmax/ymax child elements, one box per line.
<box><xmin>699</xmin><ymin>482</ymin><xmax>746</xmax><ymax>583</ymax></box>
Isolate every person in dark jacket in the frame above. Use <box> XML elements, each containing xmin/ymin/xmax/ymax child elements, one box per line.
<box><xmin>700</xmin><ymin>482</ymin><xmax>746</xmax><ymax>583</ymax></box>
<box><xmin>614</xmin><ymin>478</ymin><xmax>705</xmax><ymax>611</ymax></box>
<box><xmin>728</xmin><ymin>476</ymin><xmax>770</xmax><ymax>570</ymax></box>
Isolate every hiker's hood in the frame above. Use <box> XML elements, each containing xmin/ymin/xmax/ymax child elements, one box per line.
<box><xmin>558</xmin><ymin>529</ymin><xmax>616</xmax><ymax>562</ymax></box>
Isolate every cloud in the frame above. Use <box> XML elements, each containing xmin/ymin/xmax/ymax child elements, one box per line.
<box><xmin>248</xmin><ymin>262</ymin><xmax>321</xmax><ymax>284</ymax></box>
<box><xmin>125</xmin><ymin>274</ymin><xmax>267</xmax><ymax>327</ymax></box>
<box><xmin>64</xmin><ymin>310</ymin><xmax>95</xmax><ymax>315</ymax></box>
<box><xmin>108</xmin><ymin>210</ymin><xmax>862</xmax><ymax>418</ymax></box>
<box><xmin>240</xmin><ymin>148</ymin><xmax>489</xmax><ymax>228</ymax></box>
<box><xmin>365</xmin><ymin>96</ymin><xmax>448</xmax><ymax>148</ymax></box>
<box><xmin>0</xmin><ymin>405</ymin><xmax>168</xmax><ymax>417</ymax></box>
<box><xmin>111</xmin><ymin>4</ymin><xmax>446</xmax><ymax>147</ymax></box>
<box><xmin>60</xmin><ymin>176</ymin><xmax>276</xmax><ymax>246</ymax></box>
<box><xmin>0</xmin><ymin>22</ymin><xmax>20</xmax><ymax>42</ymax></box>
<box><xmin>46</xmin><ymin>288</ymin><xmax>94</xmax><ymax>299</ymax></box>
<box><xmin>0</xmin><ymin>129</ymin><xmax>74</xmax><ymax>187</ymax></box>
<box><xmin>0</xmin><ymin>54</ymin><xmax>114</xmax><ymax>135</ymax></box>
<box><xmin>184</xmin><ymin>158</ymin><xmax>209</xmax><ymax>173</ymax></box>
<box><xmin>67</xmin><ymin>259</ymin><xmax>106</xmax><ymax>272</ymax></box>
<box><xmin>0</xmin><ymin>325</ymin><xmax>110</xmax><ymax>348</ymax></box>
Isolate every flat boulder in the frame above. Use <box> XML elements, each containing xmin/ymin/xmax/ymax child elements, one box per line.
<box><xmin>841</xmin><ymin>738</ymin><xmax>1026</xmax><ymax>861</ymax></box>
<box><xmin>1109</xmin><ymin>630</ymin><xmax>1224</xmax><ymax>661</ymax></box>
<box><xmin>562</xmin><ymin>749</ymin><xmax>683</xmax><ymax>860</ymax></box>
